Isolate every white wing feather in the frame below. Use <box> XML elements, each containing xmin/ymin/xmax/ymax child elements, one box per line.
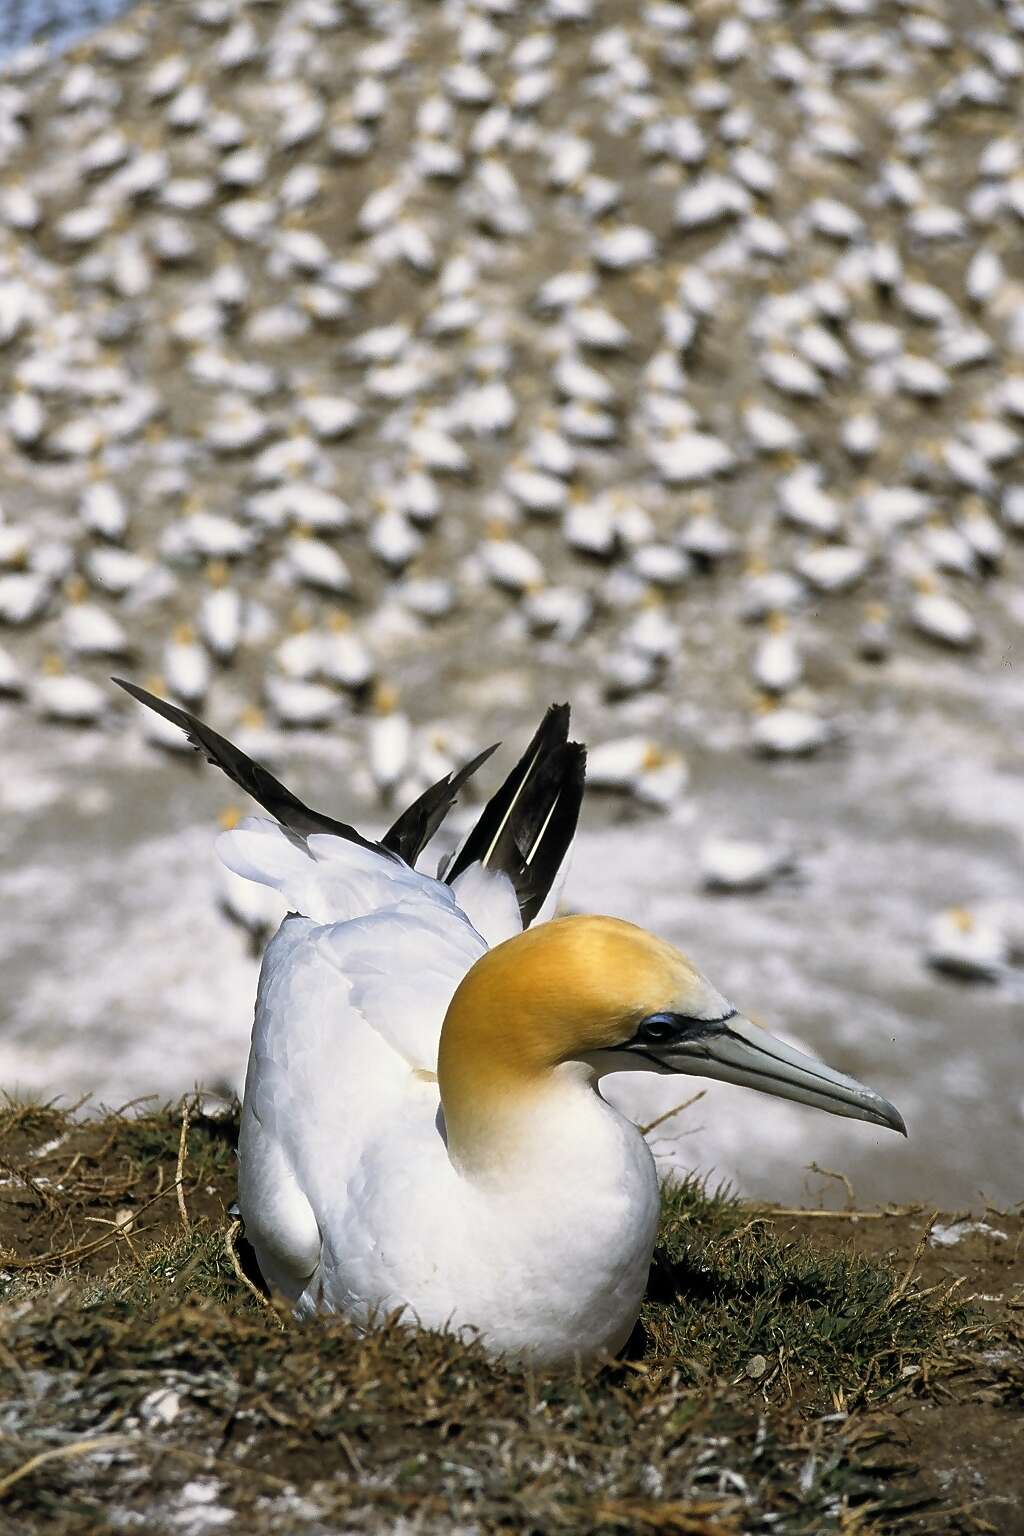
<box><xmin>221</xmin><ymin>818</ymin><xmax>490</xmax><ymax>1299</ymax></box>
<box><xmin>449</xmin><ymin>862</ymin><xmax>522</xmax><ymax>947</ymax></box>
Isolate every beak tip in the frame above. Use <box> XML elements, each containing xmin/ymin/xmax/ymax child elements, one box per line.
<box><xmin>877</xmin><ymin>1099</ymin><xmax>907</xmax><ymax>1138</ymax></box>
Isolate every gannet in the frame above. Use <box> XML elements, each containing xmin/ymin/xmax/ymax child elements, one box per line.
<box><xmin>112</xmin><ymin>688</ymin><xmax>905</xmax><ymax>1366</ymax></box>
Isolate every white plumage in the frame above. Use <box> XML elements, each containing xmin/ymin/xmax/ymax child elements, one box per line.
<box><xmin>225</xmin><ymin>822</ymin><xmax>659</xmax><ymax>1360</ymax></box>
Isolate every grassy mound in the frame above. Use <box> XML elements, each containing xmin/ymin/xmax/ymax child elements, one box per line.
<box><xmin>0</xmin><ymin>1098</ymin><xmax>1019</xmax><ymax>1534</ymax></box>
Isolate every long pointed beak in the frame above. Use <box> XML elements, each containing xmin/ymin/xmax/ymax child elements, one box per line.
<box><xmin>657</xmin><ymin>1015</ymin><xmax>907</xmax><ymax>1135</ymax></box>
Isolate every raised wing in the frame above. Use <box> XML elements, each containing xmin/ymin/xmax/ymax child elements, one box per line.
<box><xmin>113</xmin><ymin>677</ymin><xmax>499</xmax><ymax>865</ymax></box>
<box><xmin>445</xmin><ymin>703</ymin><xmax>585</xmax><ymax>926</ymax></box>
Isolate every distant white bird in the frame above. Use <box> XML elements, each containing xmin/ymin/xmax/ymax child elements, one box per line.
<box><xmin>778</xmin><ymin>468</ymin><xmax>843</xmax><ymax>536</ymax></box>
<box><xmin>585</xmin><ymin>735</ymin><xmax>681</xmax><ymax>802</ymax></box>
<box><xmin>795</xmin><ymin>544</ymin><xmax>869</xmax><ymax>595</ymax></box>
<box><xmin>368</xmin><ymin>507</ymin><xmax>421</xmax><ymax>572</ymax></box>
<box><xmin>649</xmin><ymin>431</ymin><xmax>734</xmax><ymax>486</ymax></box>
<box><xmin>700</xmin><ymin>838</ymin><xmax>794</xmax><ymax>893</ymax></box>
<box><xmin>751</xmin><ymin>702</ymin><xmax>832</xmax><ymax>757</ymax></box>
<box><xmin>80</xmin><ymin>476</ymin><xmax>129</xmax><ymax>542</ymax></box>
<box><xmin>480</xmin><ymin>533</ymin><xmax>544</xmax><ymax>595</ymax></box>
<box><xmin>752</xmin><ymin>615</ymin><xmax>802</xmax><ymax>695</ymax></box>
<box><xmin>909</xmin><ymin>586</ymin><xmax>978</xmax><ymax>649</ymax></box>
<box><xmin>265</xmin><ymin>675</ymin><xmax>341</xmax><ymax>729</ymax></box>
<box><xmin>8</xmin><ymin>390</ymin><xmax>46</xmax><ymax>447</ymax></box>
<box><xmin>285</xmin><ymin>532</ymin><xmax>353</xmax><ymax>597</ymax></box>
<box><xmin>0</xmin><ymin>572</ymin><xmax>51</xmax><ymax>626</ymax></box>
<box><xmin>34</xmin><ymin>658</ymin><xmax>106</xmax><ymax>724</ymax></box>
<box><xmin>505</xmin><ymin>466</ymin><xmax>568</xmax><ymax>518</ymax></box>
<box><xmin>926</xmin><ymin>907</ymin><xmax>1007</xmax><ymax>982</ymax></box>
<box><xmin>367</xmin><ymin>684</ymin><xmax>412</xmax><ymax>804</ymax></box>
<box><xmin>164</xmin><ymin>623</ymin><xmax>211</xmax><ymax>706</ymax></box>
<box><xmin>322</xmin><ymin>616</ymin><xmax>375</xmax><ymax>693</ymax></box>
<box><xmin>198</xmin><ymin>563</ymin><xmax>244</xmax><ymax>663</ymax></box>
<box><xmin>0</xmin><ymin>643</ymin><xmax>25</xmax><ymax>696</ymax></box>
<box><xmin>61</xmin><ymin>577</ymin><xmax>131</xmax><ymax>659</ymax></box>
<box><xmin>743</xmin><ymin>401</ymin><xmax>804</xmax><ymax>456</ymax></box>
<box><xmin>300</xmin><ymin>393</ymin><xmax>362</xmax><ymax>441</ymax></box>
<box><xmin>760</xmin><ymin>346</ymin><xmax>823</xmax><ymax>400</ymax></box>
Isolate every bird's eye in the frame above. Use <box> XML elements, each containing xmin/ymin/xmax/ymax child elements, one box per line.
<box><xmin>640</xmin><ymin>1015</ymin><xmax>676</xmax><ymax>1044</ymax></box>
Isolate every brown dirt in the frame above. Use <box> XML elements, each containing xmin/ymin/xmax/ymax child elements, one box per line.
<box><xmin>767</xmin><ymin>1207</ymin><xmax>1024</xmax><ymax>1535</ymax></box>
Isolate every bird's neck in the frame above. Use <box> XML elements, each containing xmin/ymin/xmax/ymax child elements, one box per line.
<box><xmin>440</xmin><ymin>1054</ymin><xmax>629</xmax><ymax>1190</ymax></box>
<box><xmin>438</xmin><ymin>1020</ymin><xmax>552</xmax><ymax>1176</ymax></box>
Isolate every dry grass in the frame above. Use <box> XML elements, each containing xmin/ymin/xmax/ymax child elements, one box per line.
<box><xmin>0</xmin><ymin>1097</ymin><xmax>1019</xmax><ymax>1535</ymax></box>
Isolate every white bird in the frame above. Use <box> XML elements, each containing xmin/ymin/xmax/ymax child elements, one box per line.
<box><xmin>35</xmin><ymin>658</ymin><xmax>106</xmax><ymax>724</ymax></box>
<box><xmin>61</xmin><ymin>577</ymin><xmax>131</xmax><ymax>659</ymax></box>
<box><xmin>299</xmin><ymin>393</ymin><xmax>362</xmax><ymax>441</ymax></box>
<box><xmin>751</xmin><ymin>702</ymin><xmax>832</xmax><ymax>758</ymax></box>
<box><xmin>198</xmin><ymin>563</ymin><xmax>244</xmax><ymax>663</ymax></box>
<box><xmin>8</xmin><ymin>389</ymin><xmax>46</xmax><ymax>447</ymax></box>
<box><xmin>841</xmin><ymin>409</ymin><xmax>880</xmax><ymax>460</ymax></box>
<box><xmin>368</xmin><ymin>507</ymin><xmax>421</xmax><ymax>572</ymax></box>
<box><xmin>909</xmin><ymin>586</ymin><xmax>978</xmax><ymax>650</ymax></box>
<box><xmin>591</xmin><ymin>224</ymin><xmax>656</xmax><ymax>271</ymax></box>
<box><xmin>505</xmin><ymin>466</ymin><xmax>568</xmax><ymax>518</ymax></box>
<box><xmin>752</xmin><ymin>614</ymin><xmax>802</xmax><ymax>694</ymax></box>
<box><xmin>284</xmin><ymin>532</ymin><xmax>353</xmax><ymax>597</ymax></box>
<box><xmin>795</xmin><ymin>544</ymin><xmax>869</xmax><ymax>595</ymax></box>
<box><xmin>115</xmin><ymin>687</ymin><xmax>906</xmax><ymax>1365</ymax></box>
<box><xmin>0</xmin><ymin>643</ymin><xmax>25</xmax><ymax>696</ymax></box>
<box><xmin>80</xmin><ymin>477</ymin><xmax>129</xmax><ymax>542</ymax></box>
<box><xmin>321</xmin><ymin>615</ymin><xmax>375</xmax><ymax>693</ymax></box>
<box><xmin>0</xmin><ymin>571</ymin><xmax>51</xmax><ymax>626</ymax></box>
<box><xmin>926</xmin><ymin>907</ymin><xmax>1008</xmax><ymax>983</ymax></box>
<box><xmin>743</xmin><ymin>401</ymin><xmax>804</xmax><ymax>456</ymax></box>
<box><xmin>164</xmin><ymin>623</ymin><xmax>211</xmax><ymax>706</ymax></box>
<box><xmin>699</xmin><ymin>838</ymin><xmax>794</xmax><ymax>894</ymax></box>
<box><xmin>649</xmin><ymin>431</ymin><xmax>734</xmax><ymax>486</ymax></box>
<box><xmin>398</xmin><ymin>577</ymin><xmax>456</xmax><ymax>622</ymax></box>
<box><xmin>367</xmin><ymin>684</ymin><xmax>412</xmax><ymax>804</ymax></box>
<box><xmin>479</xmin><ymin>533</ymin><xmax>544</xmax><ymax>595</ymax></box>
<box><xmin>265</xmin><ymin>675</ymin><xmax>341</xmax><ymax>730</ymax></box>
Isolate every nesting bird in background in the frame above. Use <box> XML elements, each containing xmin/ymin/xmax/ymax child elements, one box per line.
<box><xmin>116</xmin><ymin>682</ymin><xmax>905</xmax><ymax>1365</ymax></box>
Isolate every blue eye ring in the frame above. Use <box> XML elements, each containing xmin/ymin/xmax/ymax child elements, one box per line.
<box><xmin>639</xmin><ymin>1013</ymin><xmax>677</xmax><ymax>1043</ymax></box>
<box><xmin>634</xmin><ymin>1007</ymin><xmax>738</xmax><ymax>1048</ymax></box>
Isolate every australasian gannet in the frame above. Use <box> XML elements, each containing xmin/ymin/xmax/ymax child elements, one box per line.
<box><xmin>116</xmin><ymin>682</ymin><xmax>906</xmax><ymax>1367</ymax></box>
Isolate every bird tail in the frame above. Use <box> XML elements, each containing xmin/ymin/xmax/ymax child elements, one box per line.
<box><xmin>443</xmin><ymin>703</ymin><xmax>585</xmax><ymax>927</ymax></box>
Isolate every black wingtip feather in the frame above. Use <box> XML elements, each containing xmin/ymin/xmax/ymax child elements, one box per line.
<box><xmin>113</xmin><ymin>682</ymin><xmax>587</xmax><ymax>900</ymax></box>
<box><xmin>112</xmin><ymin>677</ymin><xmax>384</xmax><ymax>855</ymax></box>
<box><xmin>444</xmin><ymin>703</ymin><xmax>585</xmax><ymax>926</ymax></box>
<box><xmin>381</xmin><ymin>740</ymin><xmax>500</xmax><ymax>865</ymax></box>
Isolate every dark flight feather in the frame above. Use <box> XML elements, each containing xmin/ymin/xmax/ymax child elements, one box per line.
<box><xmin>444</xmin><ymin>703</ymin><xmax>586</xmax><ymax>926</ymax></box>
<box><xmin>381</xmin><ymin>741</ymin><xmax>499</xmax><ymax>865</ymax></box>
<box><xmin>114</xmin><ymin>681</ymin><xmax>584</xmax><ymax>910</ymax></box>
<box><xmin>113</xmin><ymin>677</ymin><xmax>386</xmax><ymax>854</ymax></box>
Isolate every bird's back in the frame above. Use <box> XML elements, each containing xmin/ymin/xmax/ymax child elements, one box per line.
<box><xmin>223</xmin><ymin>818</ymin><xmax>491</xmax><ymax>1300</ymax></box>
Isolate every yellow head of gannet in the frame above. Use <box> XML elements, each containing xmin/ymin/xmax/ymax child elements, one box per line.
<box><xmin>439</xmin><ymin>914</ymin><xmax>904</xmax><ymax>1173</ymax></box>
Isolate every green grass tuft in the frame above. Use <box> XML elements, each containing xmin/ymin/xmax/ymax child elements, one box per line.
<box><xmin>645</xmin><ymin>1177</ymin><xmax>976</xmax><ymax>1407</ymax></box>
